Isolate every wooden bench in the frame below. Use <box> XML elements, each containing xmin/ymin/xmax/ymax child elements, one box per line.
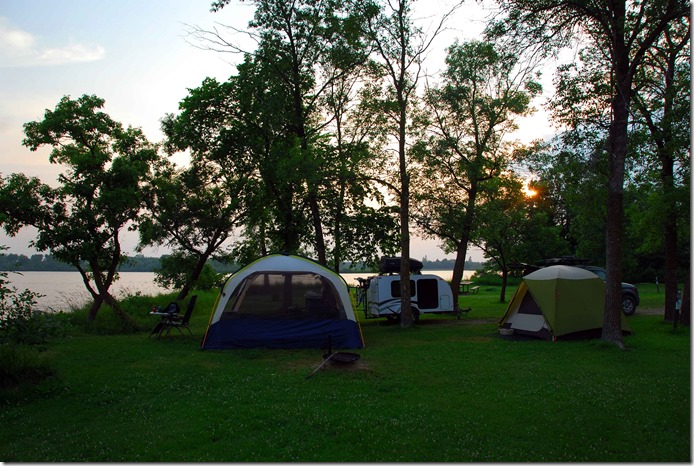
<box><xmin>470</xmin><ymin>286</ymin><xmax>480</xmax><ymax>294</ymax></box>
<box><xmin>458</xmin><ymin>307</ymin><xmax>472</xmax><ymax>319</ymax></box>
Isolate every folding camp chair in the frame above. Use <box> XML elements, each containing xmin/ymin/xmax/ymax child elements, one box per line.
<box><xmin>149</xmin><ymin>301</ymin><xmax>180</xmax><ymax>338</ymax></box>
<box><xmin>165</xmin><ymin>295</ymin><xmax>197</xmax><ymax>336</ymax></box>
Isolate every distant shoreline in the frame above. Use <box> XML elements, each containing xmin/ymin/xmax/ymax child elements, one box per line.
<box><xmin>0</xmin><ymin>252</ymin><xmax>485</xmax><ymax>273</ymax></box>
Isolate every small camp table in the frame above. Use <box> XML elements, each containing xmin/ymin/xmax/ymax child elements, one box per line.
<box><xmin>459</xmin><ymin>281</ymin><xmax>474</xmax><ymax>294</ymax></box>
<box><xmin>149</xmin><ymin>311</ymin><xmax>178</xmax><ymax>338</ymax></box>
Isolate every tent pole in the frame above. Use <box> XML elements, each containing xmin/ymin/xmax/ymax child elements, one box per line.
<box><xmin>349</xmin><ymin>288</ymin><xmax>366</xmax><ymax>348</ymax></box>
<box><xmin>200</xmin><ymin>291</ymin><xmax>223</xmax><ymax>349</ymax></box>
<box><xmin>306</xmin><ymin>353</ymin><xmax>336</xmax><ymax>379</ymax></box>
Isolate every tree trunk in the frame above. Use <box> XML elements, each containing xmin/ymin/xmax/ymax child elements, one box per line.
<box><xmin>659</xmin><ymin>45</ymin><xmax>680</xmax><ymax>322</ymax></box>
<box><xmin>399</xmin><ymin>103</ymin><xmax>413</xmax><ymax>328</ymax></box>
<box><xmin>332</xmin><ymin>173</ymin><xmax>347</xmax><ymax>273</ymax></box>
<box><xmin>87</xmin><ymin>295</ymin><xmax>104</xmax><ymax>322</ymax></box>
<box><xmin>450</xmin><ymin>241</ymin><xmax>467</xmax><ymax>311</ymax></box>
<box><xmin>176</xmin><ymin>253</ymin><xmax>210</xmax><ymax>302</ymax></box>
<box><xmin>500</xmin><ymin>268</ymin><xmax>508</xmax><ymax>303</ymax></box>
<box><xmin>662</xmin><ymin>186</ymin><xmax>679</xmax><ymax>322</ymax></box>
<box><xmin>399</xmin><ymin>169</ymin><xmax>413</xmax><ymax>327</ymax></box>
<box><xmin>309</xmin><ymin>193</ymin><xmax>327</xmax><ymax>266</ymax></box>
<box><xmin>601</xmin><ymin>35</ymin><xmax>630</xmax><ymax>347</ymax></box>
<box><xmin>680</xmin><ymin>260</ymin><xmax>690</xmax><ymax>326</ymax></box>
<box><xmin>450</xmin><ymin>188</ymin><xmax>477</xmax><ymax>308</ymax></box>
<box><xmin>104</xmin><ymin>292</ymin><xmax>139</xmax><ymax>330</ymax></box>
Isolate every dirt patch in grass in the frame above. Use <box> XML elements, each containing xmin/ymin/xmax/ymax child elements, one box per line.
<box><xmin>637</xmin><ymin>307</ymin><xmax>664</xmax><ymax>316</ymax></box>
<box><xmin>416</xmin><ymin>316</ymin><xmax>497</xmax><ymax>326</ymax></box>
<box><xmin>288</xmin><ymin>355</ymin><xmax>371</xmax><ymax>375</ymax></box>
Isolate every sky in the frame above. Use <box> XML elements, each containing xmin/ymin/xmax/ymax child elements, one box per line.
<box><xmin>0</xmin><ymin>0</ymin><xmax>559</xmax><ymax>262</ymax></box>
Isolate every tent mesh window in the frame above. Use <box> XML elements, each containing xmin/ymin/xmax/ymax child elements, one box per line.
<box><xmin>221</xmin><ymin>272</ymin><xmax>346</xmax><ymax>320</ymax></box>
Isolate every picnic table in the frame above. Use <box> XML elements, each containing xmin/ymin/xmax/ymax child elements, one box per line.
<box><xmin>459</xmin><ymin>280</ymin><xmax>474</xmax><ymax>294</ymax></box>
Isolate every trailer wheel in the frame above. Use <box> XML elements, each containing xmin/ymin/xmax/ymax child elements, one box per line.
<box><xmin>412</xmin><ymin>307</ymin><xmax>420</xmax><ymax>323</ymax></box>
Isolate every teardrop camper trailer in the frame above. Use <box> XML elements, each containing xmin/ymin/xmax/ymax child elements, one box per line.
<box><xmin>364</xmin><ymin>257</ymin><xmax>457</xmax><ymax>321</ymax></box>
<box><xmin>201</xmin><ymin>254</ymin><xmax>364</xmax><ymax>349</ymax></box>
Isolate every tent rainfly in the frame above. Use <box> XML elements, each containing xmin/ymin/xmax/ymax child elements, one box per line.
<box><xmin>499</xmin><ymin>265</ymin><xmax>630</xmax><ymax>340</ymax></box>
<box><xmin>201</xmin><ymin>254</ymin><xmax>364</xmax><ymax>349</ymax></box>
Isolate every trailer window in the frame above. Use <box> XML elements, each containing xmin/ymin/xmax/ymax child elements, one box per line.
<box><xmin>390</xmin><ymin>280</ymin><xmax>415</xmax><ymax>297</ymax></box>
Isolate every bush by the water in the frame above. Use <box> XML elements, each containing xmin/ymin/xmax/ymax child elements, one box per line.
<box><xmin>470</xmin><ymin>269</ymin><xmax>522</xmax><ymax>287</ymax></box>
<box><xmin>0</xmin><ymin>266</ymin><xmax>69</xmax><ymax>389</ymax></box>
<box><xmin>0</xmin><ymin>275</ymin><xmax>69</xmax><ymax>346</ymax></box>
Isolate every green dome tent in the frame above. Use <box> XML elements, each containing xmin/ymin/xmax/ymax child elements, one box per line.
<box><xmin>499</xmin><ymin>265</ymin><xmax>630</xmax><ymax>340</ymax></box>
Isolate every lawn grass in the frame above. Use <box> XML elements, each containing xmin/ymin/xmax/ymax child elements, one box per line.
<box><xmin>0</xmin><ymin>285</ymin><xmax>689</xmax><ymax>462</ymax></box>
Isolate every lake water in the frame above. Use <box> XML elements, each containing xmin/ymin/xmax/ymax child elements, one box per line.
<box><xmin>6</xmin><ymin>269</ymin><xmax>475</xmax><ymax>311</ymax></box>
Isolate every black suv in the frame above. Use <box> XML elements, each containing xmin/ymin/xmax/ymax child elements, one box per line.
<box><xmin>575</xmin><ymin>265</ymin><xmax>639</xmax><ymax>316</ymax></box>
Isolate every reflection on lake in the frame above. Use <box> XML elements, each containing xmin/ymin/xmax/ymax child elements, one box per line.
<box><xmin>7</xmin><ymin>269</ymin><xmax>476</xmax><ymax>311</ymax></box>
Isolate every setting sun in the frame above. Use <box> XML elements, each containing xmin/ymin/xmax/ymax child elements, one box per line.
<box><xmin>523</xmin><ymin>182</ymin><xmax>538</xmax><ymax>198</ymax></box>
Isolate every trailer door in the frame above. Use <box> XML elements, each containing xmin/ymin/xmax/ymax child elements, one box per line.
<box><xmin>416</xmin><ymin>278</ymin><xmax>438</xmax><ymax>309</ymax></box>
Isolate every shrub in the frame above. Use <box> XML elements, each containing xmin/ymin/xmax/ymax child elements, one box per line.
<box><xmin>470</xmin><ymin>270</ymin><xmax>522</xmax><ymax>287</ymax></box>
<box><xmin>0</xmin><ymin>344</ymin><xmax>55</xmax><ymax>390</ymax></box>
<box><xmin>0</xmin><ymin>271</ymin><xmax>69</xmax><ymax>346</ymax></box>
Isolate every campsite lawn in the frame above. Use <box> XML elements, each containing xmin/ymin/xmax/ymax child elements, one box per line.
<box><xmin>0</xmin><ymin>285</ymin><xmax>690</xmax><ymax>462</ymax></box>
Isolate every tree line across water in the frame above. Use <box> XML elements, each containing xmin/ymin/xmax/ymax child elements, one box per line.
<box><xmin>0</xmin><ymin>252</ymin><xmax>484</xmax><ymax>274</ymax></box>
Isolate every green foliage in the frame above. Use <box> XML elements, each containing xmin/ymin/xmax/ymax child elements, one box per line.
<box><xmin>0</xmin><ymin>264</ymin><xmax>69</xmax><ymax>346</ymax></box>
<box><xmin>473</xmin><ymin>174</ymin><xmax>568</xmax><ymax>269</ymax></box>
<box><xmin>469</xmin><ymin>267</ymin><xmax>522</xmax><ymax>287</ymax></box>
<box><xmin>0</xmin><ymin>252</ymin><xmax>65</xmax><ymax>391</ymax></box>
<box><xmin>412</xmin><ymin>38</ymin><xmax>542</xmax><ymax>296</ymax></box>
<box><xmin>154</xmin><ymin>252</ymin><xmax>223</xmax><ymax>292</ymax></box>
<box><xmin>208</xmin><ymin>0</ymin><xmax>384</xmax><ymax>262</ymax></box>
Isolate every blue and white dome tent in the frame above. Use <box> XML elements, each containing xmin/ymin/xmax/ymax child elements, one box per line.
<box><xmin>201</xmin><ymin>254</ymin><xmax>364</xmax><ymax>349</ymax></box>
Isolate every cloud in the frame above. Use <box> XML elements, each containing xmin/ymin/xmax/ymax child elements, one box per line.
<box><xmin>0</xmin><ymin>17</ymin><xmax>105</xmax><ymax>67</ymax></box>
<box><xmin>0</xmin><ymin>17</ymin><xmax>35</xmax><ymax>57</ymax></box>
<box><xmin>36</xmin><ymin>43</ymin><xmax>106</xmax><ymax>65</ymax></box>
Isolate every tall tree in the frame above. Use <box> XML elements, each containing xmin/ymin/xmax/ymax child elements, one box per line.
<box><xmin>631</xmin><ymin>17</ymin><xmax>690</xmax><ymax>323</ymax></box>
<box><xmin>194</xmin><ymin>0</ymin><xmax>375</xmax><ymax>264</ymax></box>
<box><xmin>361</xmin><ymin>0</ymin><xmax>460</xmax><ymax>328</ymax></box>
<box><xmin>0</xmin><ymin>95</ymin><xmax>157</xmax><ymax>326</ymax></box>
<box><xmin>490</xmin><ymin>0</ymin><xmax>690</xmax><ymax>346</ymax></box>
<box><xmin>233</xmin><ymin>55</ymin><xmax>309</xmax><ymax>257</ymax></box>
<box><xmin>319</xmin><ymin>68</ymin><xmax>401</xmax><ymax>271</ymax></box>
<box><xmin>413</xmin><ymin>39</ymin><xmax>541</xmax><ymax>307</ymax></box>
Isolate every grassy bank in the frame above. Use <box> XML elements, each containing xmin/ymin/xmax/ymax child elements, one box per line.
<box><xmin>0</xmin><ymin>285</ymin><xmax>689</xmax><ymax>462</ymax></box>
